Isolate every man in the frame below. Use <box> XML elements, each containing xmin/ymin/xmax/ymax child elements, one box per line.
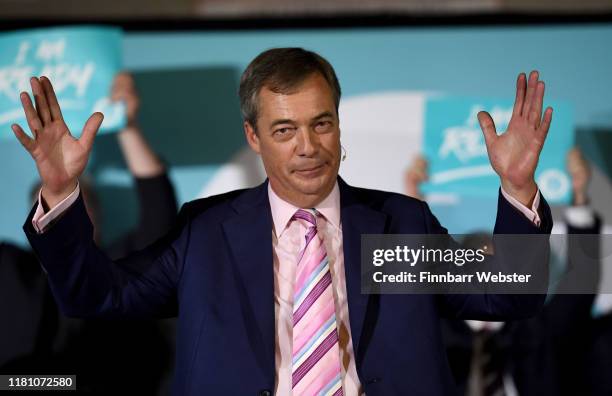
<box><xmin>12</xmin><ymin>48</ymin><xmax>553</xmax><ymax>395</ymax></box>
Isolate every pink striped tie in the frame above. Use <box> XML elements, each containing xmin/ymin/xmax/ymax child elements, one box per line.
<box><xmin>292</xmin><ymin>209</ymin><xmax>343</xmax><ymax>396</ymax></box>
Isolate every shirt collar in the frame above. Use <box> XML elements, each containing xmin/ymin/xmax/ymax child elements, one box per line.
<box><xmin>268</xmin><ymin>181</ymin><xmax>341</xmax><ymax>237</ymax></box>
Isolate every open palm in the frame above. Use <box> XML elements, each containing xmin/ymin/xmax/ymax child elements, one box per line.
<box><xmin>12</xmin><ymin>77</ymin><xmax>103</xmax><ymax>207</ymax></box>
<box><xmin>477</xmin><ymin>71</ymin><xmax>553</xmax><ymax>205</ymax></box>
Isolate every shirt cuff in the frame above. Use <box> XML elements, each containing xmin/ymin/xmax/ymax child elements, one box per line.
<box><xmin>465</xmin><ymin>320</ymin><xmax>505</xmax><ymax>332</ymax></box>
<box><xmin>564</xmin><ymin>206</ymin><xmax>596</xmax><ymax>229</ymax></box>
<box><xmin>32</xmin><ymin>184</ymin><xmax>81</xmax><ymax>234</ymax></box>
<box><xmin>500</xmin><ymin>187</ymin><xmax>541</xmax><ymax>227</ymax></box>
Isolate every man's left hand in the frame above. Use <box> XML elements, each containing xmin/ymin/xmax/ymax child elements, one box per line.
<box><xmin>478</xmin><ymin>71</ymin><xmax>553</xmax><ymax>207</ymax></box>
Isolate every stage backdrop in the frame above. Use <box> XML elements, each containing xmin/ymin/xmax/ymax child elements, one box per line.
<box><xmin>2</xmin><ymin>24</ymin><xmax>612</xmax><ymax>247</ymax></box>
<box><xmin>0</xmin><ymin>26</ymin><xmax>125</xmax><ymax>138</ymax></box>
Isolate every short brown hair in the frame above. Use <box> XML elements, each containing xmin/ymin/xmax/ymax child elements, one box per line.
<box><xmin>239</xmin><ymin>47</ymin><xmax>341</xmax><ymax>128</ymax></box>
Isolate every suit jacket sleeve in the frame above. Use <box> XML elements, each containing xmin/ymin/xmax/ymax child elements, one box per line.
<box><xmin>23</xmin><ymin>193</ymin><xmax>190</xmax><ymax>319</ymax></box>
<box><xmin>433</xmin><ymin>188</ymin><xmax>554</xmax><ymax>321</ymax></box>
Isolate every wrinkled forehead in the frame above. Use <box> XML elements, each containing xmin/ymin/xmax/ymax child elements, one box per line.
<box><xmin>256</xmin><ymin>75</ymin><xmax>337</xmax><ymax>125</ymax></box>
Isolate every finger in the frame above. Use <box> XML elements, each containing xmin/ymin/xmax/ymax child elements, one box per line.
<box><xmin>521</xmin><ymin>71</ymin><xmax>539</xmax><ymax>116</ymax></box>
<box><xmin>477</xmin><ymin>111</ymin><xmax>497</xmax><ymax>147</ymax></box>
<box><xmin>512</xmin><ymin>73</ymin><xmax>526</xmax><ymax>117</ymax></box>
<box><xmin>567</xmin><ymin>149</ymin><xmax>578</xmax><ymax>170</ymax></box>
<box><xmin>407</xmin><ymin>167</ymin><xmax>428</xmax><ymax>181</ymax></box>
<box><xmin>411</xmin><ymin>158</ymin><xmax>426</xmax><ymax>173</ymax></box>
<box><xmin>566</xmin><ymin>147</ymin><xmax>578</xmax><ymax>164</ymax></box>
<box><xmin>111</xmin><ymin>72</ymin><xmax>134</xmax><ymax>95</ymax></box>
<box><xmin>11</xmin><ymin>124</ymin><xmax>35</xmax><ymax>152</ymax></box>
<box><xmin>567</xmin><ymin>147</ymin><xmax>589</xmax><ymax>175</ymax></box>
<box><xmin>40</xmin><ymin>76</ymin><xmax>63</xmax><ymax>121</ymax></box>
<box><xmin>110</xmin><ymin>87</ymin><xmax>132</xmax><ymax>102</ymax></box>
<box><xmin>414</xmin><ymin>156</ymin><xmax>428</xmax><ymax>167</ymax></box>
<box><xmin>20</xmin><ymin>92</ymin><xmax>43</xmax><ymax>137</ymax></box>
<box><xmin>537</xmin><ymin>107</ymin><xmax>553</xmax><ymax>142</ymax></box>
<box><xmin>111</xmin><ymin>89</ymin><xmax>121</xmax><ymax>102</ymax></box>
<box><xmin>30</xmin><ymin>77</ymin><xmax>52</xmax><ymax>125</ymax></box>
<box><xmin>528</xmin><ymin>81</ymin><xmax>545</xmax><ymax>128</ymax></box>
<box><xmin>80</xmin><ymin>112</ymin><xmax>104</xmax><ymax>150</ymax></box>
<box><xmin>414</xmin><ymin>168</ymin><xmax>428</xmax><ymax>182</ymax></box>
<box><xmin>114</xmin><ymin>72</ymin><xmax>134</xmax><ymax>87</ymax></box>
<box><xmin>416</xmin><ymin>161</ymin><xmax>429</xmax><ymax>179</ymax></box>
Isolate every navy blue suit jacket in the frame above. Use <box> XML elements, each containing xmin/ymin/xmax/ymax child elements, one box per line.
<box><xmin>24</xmin><ymin>178</ymin><xmax>552</xmax><ymax>395</ymax></box>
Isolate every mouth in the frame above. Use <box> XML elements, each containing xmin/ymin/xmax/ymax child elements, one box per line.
<box><xmin>294</xmin><ymin>163</ymin><xmax>326</xmax><ymax>177</ymax></box>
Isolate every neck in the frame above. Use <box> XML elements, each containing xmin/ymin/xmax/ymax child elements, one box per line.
<box><xmin>268</xmin><ymin>180</ymin><xmax>335</xmax><ymax>209</ymax></box>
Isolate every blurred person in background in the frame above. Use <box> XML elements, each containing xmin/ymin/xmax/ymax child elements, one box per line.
<box><xmin>405</xmin><ymin>147</ymin><xmax>602</xmax><ymax>396</ymax></box>
<box><xmin>0</xmin><ymin>72</ymin><xmax>177</xmax><ymax>394</ymax></box>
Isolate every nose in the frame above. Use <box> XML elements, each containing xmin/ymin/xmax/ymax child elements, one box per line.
<box><xmin>296</xmin><ymin>128</ymin><xmax>319</xmax><ymax>157</ymax></box>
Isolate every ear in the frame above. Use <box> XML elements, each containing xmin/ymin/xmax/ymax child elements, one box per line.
<box><xmin>244</xmin><ymin>121</ymin><xmax>261</xmax><ymax>154</ymax></box>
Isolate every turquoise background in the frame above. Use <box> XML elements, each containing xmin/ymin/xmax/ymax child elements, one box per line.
<box><xmin>0</xmin><ymin>26</ymin><xmax>125</xmax><ymax>139</ymax></box>
<box><xmin>423</xmin><ymin>97</ymin><xmax>573</xmax><ymax>202</ymax></box>
<box><xmin>1</xmin><ymin>25</ymin><xmax>611</xmax><ymax>245</ymax></box>
<box><xmin>421</xmin><ymin>97</ymin><xmax>574</xmax><ymax>232</ymax></box>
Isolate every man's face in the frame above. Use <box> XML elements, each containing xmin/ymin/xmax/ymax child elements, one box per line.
<box><xmin>244</xmin><ymin>73</ymin><xmax>341</xmax><ymax>208</ymax></box>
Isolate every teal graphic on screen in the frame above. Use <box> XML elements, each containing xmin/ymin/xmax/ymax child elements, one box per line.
<box><xmin>422</xmin><ymin>97</ymin><xmax>574</xmax><ymax>204</ymax></box>
<box><xmin>0</xmin><ymin>26</ymin><xmax>125</xmax><ymax>139</ymax></box>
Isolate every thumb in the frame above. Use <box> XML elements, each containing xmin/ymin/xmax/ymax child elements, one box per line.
<box><xmin>80</xmin><ymin>112</ymin><xmax>104</xmax><ymax>150</ymax></box>
<box><xmin>477</xmin><ymin>111</ymin><xmax>497</xmax><ymax>148</ymax></box>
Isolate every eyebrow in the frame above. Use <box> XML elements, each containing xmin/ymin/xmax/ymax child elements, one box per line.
<box><xmin>312</xmin><ymin>111</ymin><xmax>335</xmax><ymax>121</ymax></box>
<box><xmin>269</xmin><ymin>118</ymin><xmax>296</xmax><ymax>129</ymax></box>
<box><xmin>268</xmin><ymin>111</ymin><xmax>336</xmax><ymax>129</ymax></box>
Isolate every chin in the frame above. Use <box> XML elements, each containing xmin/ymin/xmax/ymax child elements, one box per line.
<box><xmin>293</xmin><ymin>175</ymin><xmax>333</xmax><ymax>195</ymax></box>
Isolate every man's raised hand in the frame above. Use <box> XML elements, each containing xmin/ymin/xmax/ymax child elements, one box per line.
<box><xmin>477</xmin><ymin>71</ymin><xmax>553</xmax><ymax>207</ymax></box>
<box><xmin>11</xmin><ymin>77</ymin><xmax>103</xmax><ymax>209</ymax></box>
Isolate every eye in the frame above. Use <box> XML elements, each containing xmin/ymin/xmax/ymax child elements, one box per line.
<box><xmin>314</xmin><ymin>120</ymin><xmax>333</xmax><ymax>133</ymax></box>
<box><xmin>273</xmin><ymin>126</ymin><xmax>296</xmax><ymax>139</ymax></box>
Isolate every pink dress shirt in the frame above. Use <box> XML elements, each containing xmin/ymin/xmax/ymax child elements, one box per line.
<box><xmin>268</xmin><ymin>182</ymin><xmax>363</xmax><ymax>395</ymax></box>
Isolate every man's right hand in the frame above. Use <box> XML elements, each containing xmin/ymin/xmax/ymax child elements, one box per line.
<box><xmin>11</xmin><ymin>77</ymin><xmax>103</xmax><ymax>209</ymax></box>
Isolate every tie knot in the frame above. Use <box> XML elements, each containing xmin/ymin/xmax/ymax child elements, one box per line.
<box><xmin>293</xmin><ymin>208</ymin><xmax>317</xmax><ymax>226</ymax></box>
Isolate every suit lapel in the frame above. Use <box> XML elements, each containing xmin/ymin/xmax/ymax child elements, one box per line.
<box><xmin>222</xmin><ymin>181</ymin><xmax>275</xmax><ymax>379</ymax></box>
<box><xmin>338</xmin><ymin>178</ymin><xmax>387</xmax><ymax>368</ymax></box>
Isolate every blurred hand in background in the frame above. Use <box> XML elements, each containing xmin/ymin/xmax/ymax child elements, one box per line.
<box><xmin>567</xmin><ymin>147</ymin><xmax>591</xmax><ymax>206</ymax></box>
<box><xmin>404</xmin><ymin>155</ymin><xmax>428</xmax><ymax>200</ymax></box>
<box><xmin>111</xmin><ymin>71</ymin><xmax>164</xmax><ymax>178</ymax></box>
<box><xmin>111</xmin><ymin>72</ymin><xmax>140</xmax><ymax>127</ymax></box>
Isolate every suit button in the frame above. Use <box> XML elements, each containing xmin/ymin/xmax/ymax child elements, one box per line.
<box><xmin>259</xmin><ymin>390</ymin><xmax>271</xmax><ymax>396</ymax></box>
